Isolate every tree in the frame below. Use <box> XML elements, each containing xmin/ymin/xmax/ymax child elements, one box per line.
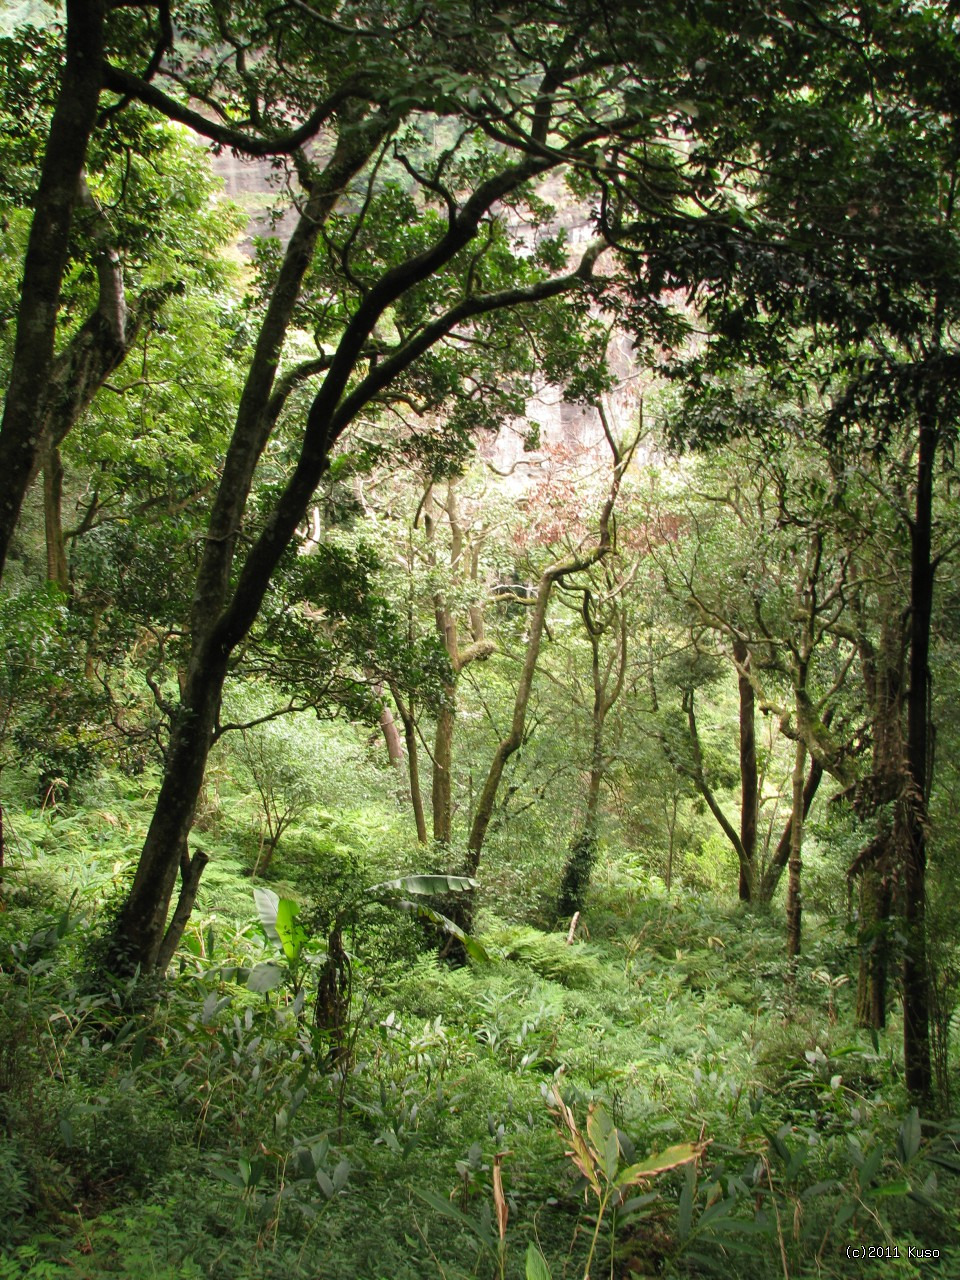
<box><xmin>555</xmin><ymin>535</ymin><xmax>632</xmax><ymax>917</ymax></box>
<box><xmin>94</xmin><ymin>0</ymin><xmax>784</xmax><ymax>972</ymax></box>
<box><xmin>465</xmin><ymin>416</ymin><xmax>630</xmax><ymax>881</ymax></box>
<box><xmin>0</xmin><ymin>2</ymin><xmax>872</xmax><ymax>972</ymax></box>
<box><xmin>0</xmin><ymin>6</ymin><xmax>162</xmax><ymax>574</ymax></box>
<box><xmin>646</xmin><ymin>436</ymin><xmax>858</xmax><ymax>915</ymax></box>
<box><xmin>641</xmin><ymin>2</ymin><xmax>960</xmax><ymax>1093</ymax></box>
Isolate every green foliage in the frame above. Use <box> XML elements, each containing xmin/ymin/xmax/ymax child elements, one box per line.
<box><xmin>488</xmin><ymin>923</ymin><xmax>602</xmax><ymax>990</ymax></box>
<box><xmin>0</xmin><ymin>813</ymin><xmax>958</xmax><ymax>1278</ymax></box>
<box><xmin>556</xmin><ymin>830</ymin><xmax>597</xmax><ymax>920</ymax></box>
<box><xmin>3</xmin><ymin>6</ymin><xmax>960</xmax><ymax>1275</ymax></box>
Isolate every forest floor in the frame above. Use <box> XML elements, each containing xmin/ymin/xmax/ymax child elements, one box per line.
<box><xmin>0</xmin><ymin>787</ymin><xmax>958</xmax><ymax>1280</ymax></box>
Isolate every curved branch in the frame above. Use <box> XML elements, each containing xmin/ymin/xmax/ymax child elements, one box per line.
<box><xmin>100</xmin><ymin>62</ymin><xmax>361</xmax><ymax>156</ymax></box>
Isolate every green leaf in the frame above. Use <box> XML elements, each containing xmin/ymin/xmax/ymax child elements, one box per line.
<box><xmin>603</xmin><ymin>1127</ymin><xmax>621</xmax><ymax>1182</ymax></box>
<box><xmin>678</xmin><ymin>1163</ymin><xmax>695</xmax><ymax>1241</ymax></box>
<box><xmin>801</xmin><ymin>1179</ymin><xmax>841</xmax><ymax>1200</ymax></box>
<box><xmin>332</xmin><ymin>1158</ymin><xmax>351</xmax><ymax>1192</ymax></box>
<box><xmin>833</xmin><ymin>1199</ymin><xmax>857</xmax><ymax>1228</ymax></box>
<box><xmin>247</xmin><ymin>961</ymin><xmax>285</xmax><ymax>993</ymax></box>
<box><xmin>858</xmin><ymin>1145</ymin><xmax>883</xmax><ymax>1189</ymax></box>
<box><xmin>399</xmin><ymin>900</ymin><xmax>491</xmax><ymax>962</ymax></box>
<box><xmin>872</xmin><ymin>1179</ymin><xmax>911</xmax><ymax>1198</ymax></box>
<box><xmin>898</xmin><ymin>1109</ymin><xmax>922</xmax><ymax>1163</ymax></box>
<box><xmin>586</xmin><ymin>1105</ymin><xmax>614</xmax><ymax>1170</ymax></box>
<box><xmin>254</xmin><ymin>887</ymin><xmax>281</xmax><ymax>944</ymax></box>
<box><xmin>618</xmin><ymin>1191</ymin><xmax>659</xmax><ymax>1216</ymax></box>
<box><xmin>767</xmin><ymin>1127</ymin><xmax>792</xmax><ymax>1163</ymax></box>
<box><xmin>525</xmin><ymin>1242</ymin><xmax>552</xmax><ymax>1280</ymax></box>
<box><xmin>371</xmin><ymin>874</ymin><xmax>478</xmax><ymax>896</ymax></box>
<box><xmin>785</xmin><ymin>1147</ymin><xmax>808</xmax><ymax>1181</ymax></box>
<box><xmin>699</xmin><ymin>1196</ymin><xmax>734</xmax><ymax>1228</ymax></box>
<box><xmin>906</xmin><ymin>1188</ymin><xmax>944</xmax><ymax>1212</ymax></box>
<box><xmin>274</xmin><ymin>896</ymin><xmax>307</xmax><ymax>962</ymax></box>
<box><xmin>413</xmin><ymin>1186</ymin><xmax>496</xmax><ymax>1254</ymax></box>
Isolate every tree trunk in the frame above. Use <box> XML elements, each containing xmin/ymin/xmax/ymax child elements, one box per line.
<box><xmin>432</xmin><ymin>697</ymin><xmax>455</xmax><ymax>845</ymax></box>
<box><xmin>379</xmin><ymin>702</ymin><xmax>404</xmax><ymax>768</ymax></box>
<box><xmin>42</xmin><ymin>445</ymin><xmax>70</xmax><ymax>590</ymax></box>
<box><xmin>851</xmin><ymin>605</ymin><xmax>904</xmax><ymax>1031</ymax></box>
<box><xmin>733</xmin><ymin>636</ymin><xmax>758</xmax><ymax>901</ymax></box>
<box><xmin>786</xmin><ymin>736</ymin><xmax>807</xmax><ymax>960</ymax></box>
<box><xmin>428</xmin><ymin>480</ymin><xmax>495</xmax><ymax>847</ymax></box>
<box><xmin>0</xmin><ymin>0</ymin><xmax>105</xmax><ymax>579</ymax></box>
<box><xmin>557</xmin><ymin>587</ymin><xmax>627</xmax><ymax>916</ymax></box>
<box><xmin>155</xmin><ymin>848</ymin><xmax>210</xmax><ymax>971</ymax></box>
<box><xmin>556</xmin><ymin>742</ymin><xmax>603</xmax><ymax>918</ymax></box>
<box><xmin>856</xmin><ymin>866</ymin><xmax>892</xmax><ymax>1030</ymax></box>
<box><xmin>902</xmin><ymin>408</ymin><xmax>936</xmax><ymax>1099</ymax></box>
<box><xmin>756</xmin><ymin>757</ymin><xmax>823</xmax><ymax>902</ymax></box>
<box><xmin>684</xmin><ymin>687</ymin><xmax>750</xmax><ymax>892</ymax></box>
<box><xmin>390</xmin><ymin>684</ymin><xmax>428</xmax><ymax>844</ymax></box>
<box><xmin>107</xmin><ymin>643</ymin><xmax>229</xmax><ymax>970</ymax></box>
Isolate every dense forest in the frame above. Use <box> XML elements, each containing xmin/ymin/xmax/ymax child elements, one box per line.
<box><xmin>1</xmin><ymin>2</ymin><xmax>959</xmax><ymax>1276</ymax></box>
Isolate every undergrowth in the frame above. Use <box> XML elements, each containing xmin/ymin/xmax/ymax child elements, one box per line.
<box><xmin>0</xmin><ymin>802</ymin><xmax>956</xmax><ymax>1279</ymax></box>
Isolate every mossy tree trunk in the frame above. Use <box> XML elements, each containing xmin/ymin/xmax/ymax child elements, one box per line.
<box><xmin>557</xmin><ymin>574</ymin><xmax>628</xmax><ymax>917</ymax></box>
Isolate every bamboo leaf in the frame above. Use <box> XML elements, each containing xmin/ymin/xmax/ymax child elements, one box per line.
<box><xmin>859</xmin><ymin>1144</ymin><xmax>883</xmax><ymax>1188</ymax></box>
<box><xmin>897</xmin><ymin>1108</ymin><xmax>922</xmax><ymax>1163</ymax></box>
<box><xmin>413</xmin><ymin>1186</ymin><xmax>496</xmax><ymax>1255</ymax></box>
<box><xmin>525</xmin><ymin>1243</ymin><xmax>553</xmax><ymax>1280</ymax></box>
<box><xmin>616</xmin><ymin>1143</ymin><xmax>700</xmax><ymax>1187</ymax></box>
